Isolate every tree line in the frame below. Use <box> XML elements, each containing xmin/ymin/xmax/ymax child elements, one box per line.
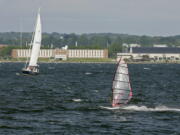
<box><xmin>0</xmin><ymin>32</ymin><xmax>180</xmax><ymax>57</ymax></box>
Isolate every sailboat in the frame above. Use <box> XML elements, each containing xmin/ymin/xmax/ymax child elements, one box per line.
<box><xmin>22</xmin><ymin>9</ymin><xmax>42</xmax><ymax>75</ymax></box>
<box><xmin>111</xmin><ymin>57</ymin><xmax>132</xmax><ymax>108</ymax></box>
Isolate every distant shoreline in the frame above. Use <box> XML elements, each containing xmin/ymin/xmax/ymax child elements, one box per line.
<box><xmin>0</xmin><ymin>60</ymin><xmax>115</xmax><ymax>64</ymax></box>
<box><xmin>0</xmin><ymin>60</ymin><xmax>180</xmax><ymax>64</ymax></box>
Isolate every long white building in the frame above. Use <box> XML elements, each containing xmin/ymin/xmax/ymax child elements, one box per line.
<box><xmin>68</xmin><ymin>49</ymin><xmax>106</xmax><ymax>58</ymax></box>
<box><xmin>12</xmin><ymin>49</ymin><xmax>108</xmax><ymax>59</ymax></box>
<box><xmin>117</xmin><ymin>47</ymin><xmax>180</xmax><ymax>61</ymax></box>
<box><xmin>14</xmin><ymin>49</ymin><xmax>54</xmax><ymax>58</ymax></box>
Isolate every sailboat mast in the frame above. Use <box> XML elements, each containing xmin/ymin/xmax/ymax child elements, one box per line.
<box><xmin>111</xmin><ymin>57</ymin><xmax>122</xmax><ymax>104</ymax></box>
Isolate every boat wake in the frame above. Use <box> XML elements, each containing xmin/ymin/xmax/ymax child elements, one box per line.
<box><xmin>100</xmin><ymin>106</ymin><xmax>121</xmax><ymax>110</ymax></box>
<box><xmin>100</xmin><ymin>105</ymin><xmax>180</xmax><ymax>112</ymax></box>
<box><xmin>123</xmin><ymin>105</ymin><xmax>180</xmax><ymax>112</ymax></box>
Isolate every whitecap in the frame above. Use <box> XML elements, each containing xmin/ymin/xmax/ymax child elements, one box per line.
<box><xmin>16</xmin><ymin>72</ymin><xmax>20</xmax><ymax>76</ymax></box>
<box><xmin>72</xmin><ymin>99</ymin><xmax>82</xmax><ymax>102</ymax></box>
<box><xmin>143</xmin><ymin>67</ymin><xmax>151</xmax><ymax>70</ymax></box>
<box><xmin>48</xmin><ymin>67</ymin><xmax>55</xmax><ymax>69</ymax></box>
<box><xmin>85</xmin><ymin>72</ymin><xmax>92</xmax><ymax>75</ymax></box>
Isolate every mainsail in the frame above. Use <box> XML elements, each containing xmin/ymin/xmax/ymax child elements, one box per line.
<box><xmin>112</xmin><ymin>58</ymin><xmax>132</xmax><ymax>107</ymax></box>
<box><xmin>28</xmin><ymin>10</ymin><xmax>42</xmax><ymax>67</ymax></box>
<box><xmin>22</xmin><ymin>9</ymin><xmax>42</xmax><ymax>75</ymax></box>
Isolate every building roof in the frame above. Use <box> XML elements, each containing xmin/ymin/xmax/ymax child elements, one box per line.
<box><xmin>132</xmin><ymin>47</ymin><xmax>180</xmax><ymax>54</ymax></box>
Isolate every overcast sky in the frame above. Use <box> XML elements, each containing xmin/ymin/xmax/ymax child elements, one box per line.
<box><xmin>0</xmin><ymin>0</ymin><xmax>180</xmax><ymax>36</ymax></box>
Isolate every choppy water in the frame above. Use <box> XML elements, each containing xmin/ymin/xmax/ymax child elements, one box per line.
<box><xmin>0</xmin><ymin>63</ymin><xmax>180</xmax><ymax>135</ymax></box>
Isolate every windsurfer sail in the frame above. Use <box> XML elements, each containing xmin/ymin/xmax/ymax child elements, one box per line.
<box><xmin>112</xmin><ymin>57</ymin><xmax>132</xmax><ymax>107</ymax></box>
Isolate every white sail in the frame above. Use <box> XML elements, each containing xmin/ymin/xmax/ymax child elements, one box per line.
<box><xmin>28</xmin><ymin>11</ymin><xmax>42</xmax><ymax>67</ymax></box>
<box><xmin>112</xmin><ymin>58</ymin><xmax>132</xmax><ymax>107</ymax></box>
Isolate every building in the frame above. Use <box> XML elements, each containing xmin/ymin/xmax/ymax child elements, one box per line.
<box><xmin>129</xmin><ymin>44</ymin><xmax>141</xmax><ymax>48</ymax></box>
<box><xmin>117</xmin><ymin>47</ymin><xmax>180</xmax><ymax>61</ymax></box>
<box><xmin>68</xmin><ymin>49</ymin><xmax>108</xmax><ymax>58</ymax></box>
<box><xmin>153</xmin><ymin>44</ymin><xmax>167</xmax><ymax>47</ymax></box>
<box><xmin>11</xmin><ymin>49</ymin><xmax>108</xmax><ymax>59</ymax></box>
<box><xmin>12</xmin><ymin>49</ymin><xmax>55</xmax><ymax>58</ymax></box>
<box><xmin>54</xmin><ymin>49</ymin><xmax>68</xmax><ymax>60</ymax></box>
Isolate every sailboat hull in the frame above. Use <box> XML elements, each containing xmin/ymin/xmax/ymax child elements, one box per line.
<box><xmin>22</xmin><ymin>69</ymin><xmax>39</xmax><ymax>75</ymax></box>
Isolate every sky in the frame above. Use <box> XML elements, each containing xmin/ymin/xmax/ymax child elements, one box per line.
<box><xmin>0</xmin><ymin>0</ymin><xmax>180</xmax><ymax>36</ymax></box>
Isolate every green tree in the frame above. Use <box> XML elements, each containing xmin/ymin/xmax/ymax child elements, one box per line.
<box><xmin>108</xmin><ymin>36</ymin><xmax>123</xmax><ymax>57</ymax></box>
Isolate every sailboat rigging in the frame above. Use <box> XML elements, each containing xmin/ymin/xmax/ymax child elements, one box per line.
<box><xmin>22</xmin><ymin>9</ymin><xmax>42</xmax><ymax>75</ymax></box>
<box><xmin>111</xmin><ymin>57</ymin><xmax>132</xmax><ymax>107</ymax></box>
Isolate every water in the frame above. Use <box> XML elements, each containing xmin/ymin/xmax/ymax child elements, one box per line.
<box><xmin>0</xmin><ymin>63</ymin><xmax>180</xmax><ymax>135</ymax></box>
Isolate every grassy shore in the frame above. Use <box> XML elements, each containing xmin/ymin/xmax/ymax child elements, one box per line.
<box><xmin>0</xmin><ymin>58</ymin><xmax>180</xmax><ymax>64</ymax></box>
<box><xmin>0</xmin><ymin>58</ymin><xmax>116</xmax><ymax>63</ymax></box>
<box><xmin>128</xmin><ymin>61</ymin><xmax>180</xmax><ymax>64</ymax></box>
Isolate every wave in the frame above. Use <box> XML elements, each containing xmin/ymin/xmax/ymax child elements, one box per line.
<box><xmin>85</xmin><ymin>72</ymin><xmax>92</xmax><ymax>75</ymax></box>
<box><xmin>48</xmin><ymin>67</ymin><xmax>55</xmax><ymax>69</ymax></box>
<box><xmin>16</xmin><ymin>72</ymin><xmax>20</xmax><ymax>76</ymax></box>
<box><xmin>143</xmin><ymin>67</ymin><xmax>151</xmax><ymax>70</ymax></box>
<box><xmin>72</xmin><ymin>99</ymin><xmax>82</xmax><ymax>102</ymax></box>
<box><xmin>100</xmin><ymin>105</ymin><xmax>180</xmax><ymax>112</ymax></box>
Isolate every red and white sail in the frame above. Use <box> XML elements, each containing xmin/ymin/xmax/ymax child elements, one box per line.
<box><xmin>112</xmin><ymin>58</ymin><xmax>132</xmax><ymax>107</ymax></box>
